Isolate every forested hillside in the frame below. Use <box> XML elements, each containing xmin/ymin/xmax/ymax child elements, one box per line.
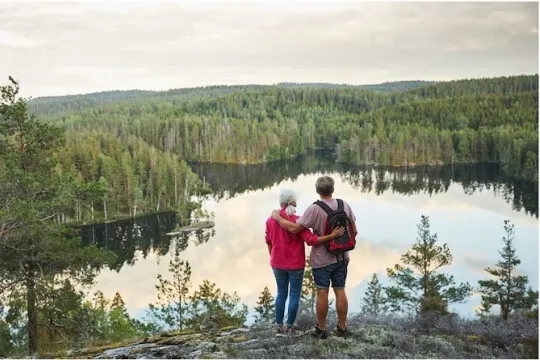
<box><xmin>28</xmin><ymin>80</ymin><xmax>431</xmax><ymax>117</ymax></box>
<box><xmin>31</xmin><ymin>75</ymin><xmax>538</xmax><ymax>181</ymax></box>
<box><xmin>56</xmin><ymin>131</ymin><xmax>203</xmax><ymax>220</ymax></box>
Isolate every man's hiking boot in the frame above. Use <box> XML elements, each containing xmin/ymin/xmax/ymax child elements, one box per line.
<box><xmin>286</xmin><ymin>325</ymin><xmax>302</xmax><ymax>337</ymax></box>
<box><xmin>335</xmin><ymin>325</ymin><xmax>350</xmax><ymax>338</ymax></box>
<box><xmin>275</xmin><ymin>324</ymin><xmax>286</xmax><ymax>337</ymax></box>
<box><xmin>311</xmin><ymin>324</ymin><xmax>328</xmax><ymax>339</ymax></box>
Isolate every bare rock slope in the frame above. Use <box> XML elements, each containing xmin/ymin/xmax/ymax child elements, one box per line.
<box><xmin>63</xmin><ymin>314</ymin><xmax>538</xmax><ymax>359</ymax></box>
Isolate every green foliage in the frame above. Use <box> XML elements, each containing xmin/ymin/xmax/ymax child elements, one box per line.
<box><xmin>1</xmin><ymin>282</ymin><xmax>144</xmax><ymax>357</ymax></box>
<box><xmin>0</xmin><ymin>76</ymin><xmax>116</xmax><ymax>356</ymax></box>
<box><xmin>25</xmin><ymin>74</ymin><xmax>538</xmax><ymax>181</ymax></box>
<box><xmin>361</xmin><ymin>273</ymin><xmax>388</xmax><ymax>315</ymax></box>
<box><xmin>189</xmin><ymin>280</ymin><xmax>248</xmax><ymax>330</ymax></box>
<box><xmin>0</xmin><ymin>306</ymin><xmax>12</xmax><ymax>357</ymax></box>
<box><xmin>53</xmin><ymin>131</ymin><xmax>203</xmax><ymax>222</ymax></box>
<box><xmin>254</xmin><ymin>286</ymin><xmax>274</xmax><ymax>323</ymax></box>
<box><xmin>476</xmin><ymin>297</ymin><xmax>493</xmax><ymax>319</ymax></box>
<box><xmin>145</xmin><ymin>244</ymin><xmax>248</xmax><ymax>332</ymax></box>
<box><xmin>477</xmin><ymin>220</ymin><xmax>539</xmax><ymax>320</ymax></box>
<box><xmin>385</xmin><ymin>215</ymin><xmax>472</xmax><ymax>315</ymax></box>
<box><xmin>147</xmin><ymin>247</ymin><xmax>192</xmax><ymax>331</ymax></box>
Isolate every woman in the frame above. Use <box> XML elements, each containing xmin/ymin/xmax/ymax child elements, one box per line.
<box><xmin>265</xmin><ymin>189</ymin><xmax>344</xmax><ymax>336</ymax></box>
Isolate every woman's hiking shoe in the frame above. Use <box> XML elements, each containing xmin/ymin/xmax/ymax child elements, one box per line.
<box><xmin>335</xmin><ymin>325</ymin><xmax>350</xmax><ymax>338</ymax></box>
<box><xmin>275</xmin><ymin>325</ymin><xmax>286</xmax><ymax>337</ymax></box>
<box><xmin>311</xmin><ymin>325</ymin><xmax>328</xmax><ymax>339</ymax></box>
<box><xmin>286</xmin><ymin>325</ymin><xmax>302</xmax><ymax>336</ymax></box>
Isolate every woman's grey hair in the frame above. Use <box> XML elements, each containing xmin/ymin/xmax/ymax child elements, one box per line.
<box><xmin>279</xmin><ymin>189</ymin><xmax>297</xmax><ymax>216</ymax></box>
<box><xmin>315</xmin><ymin>176</ymin><xmax>334</xmax><ymax>196</ymax></box>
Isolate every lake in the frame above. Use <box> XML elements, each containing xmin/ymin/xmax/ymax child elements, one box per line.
<box><xmin>82</xmin><ymin>152</ymin><xmax>539</xmax><ymax>322</ymax></box>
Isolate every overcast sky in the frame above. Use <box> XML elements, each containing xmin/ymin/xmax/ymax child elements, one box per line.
<box><xmin>1</xmin><ymin>0</ymin><xmax>538</xmax><ymax>98</ymax></box>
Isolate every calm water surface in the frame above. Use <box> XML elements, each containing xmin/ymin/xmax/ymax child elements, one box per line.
<box><xmin>84</xmin><ymin>154</ymin><xmax>539</xmax><ymax>322</ymax></box>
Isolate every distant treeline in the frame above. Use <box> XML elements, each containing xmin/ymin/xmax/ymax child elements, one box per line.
<box><xmin>28</xmin><ymin>75</ymin><xmax>538</xmax><ymax>181</ymax></box>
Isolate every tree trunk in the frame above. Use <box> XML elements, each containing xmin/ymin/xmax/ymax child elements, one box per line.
<box><xmin>178</xmin><ymin>299</ymin><xmax>183</xmax><ymax>331</ymax></box>
<box><xmin>48</xmin><ymin>313</ymin><xmax>54</xmax><ymax>345</ymax></box>
<box><xmin>26</xmin><ymin>265</ymin><xmax>38</xmax><ymax>356</ymax></box>
<box><xmin>184</xmin><ymin>174</ymin><xmax>189</xmax><ymax>204</ymax></box>
<box><xmin>103</xmin><ymin>199</ymin><xmax>108</xmax><ymax>220</ymax></box>
<box><xmin>174</xmin><ymin>168</ymin><xmax>178</xmax><ymax>207</ymax></box>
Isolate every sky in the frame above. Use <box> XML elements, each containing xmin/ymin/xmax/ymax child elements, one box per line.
<box><xmin>1</xmin><ymin>0</ymin><xmax>538</xmax><ymax>98</ymax></box>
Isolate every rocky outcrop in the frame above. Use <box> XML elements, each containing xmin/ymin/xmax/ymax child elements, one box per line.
<box><xmin>60</xmin><ymin>315</ymin><xmax>537</xmax><ymax>359</ymax></box>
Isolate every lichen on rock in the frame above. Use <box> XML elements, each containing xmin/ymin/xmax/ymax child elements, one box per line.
<box><xmin>58</xmin><ymin>314</ymin><xmax>538</xmax><ymax>359</ymax></box>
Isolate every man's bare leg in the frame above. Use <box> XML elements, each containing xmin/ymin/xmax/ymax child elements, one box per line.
<box><xmin>316</xmin><ymin>288</ymin><xmax>329</xmax><ymax>329</ymax></box>
<box><xmin>334</xmin><ymin>287</ymin><xmax>348</xmax><ymax>329</ymax></box>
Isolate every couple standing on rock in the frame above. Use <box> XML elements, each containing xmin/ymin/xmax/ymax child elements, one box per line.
<box><xmin>265</xmin><ymin>175</ymin><xmax>357</xmax><ymax>339</ymax></box>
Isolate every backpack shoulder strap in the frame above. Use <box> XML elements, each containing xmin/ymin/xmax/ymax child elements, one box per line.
<box><xmin>313</xmin><ymin>200</ymin><xmax>333</xmax><ymax>215</ymax></box>
<box><xmin>336</xmin><ymin>199</ymin><xmax>344</xmax><ymax>211</ymax></box>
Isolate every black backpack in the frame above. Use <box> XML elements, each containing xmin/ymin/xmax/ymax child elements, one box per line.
<box><xmin>313</xmin><ymin>199</ymin><xmax>356</xmax><ymax>255</ymax></box>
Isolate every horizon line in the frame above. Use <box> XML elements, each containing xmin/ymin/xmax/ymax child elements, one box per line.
<box><xmin>21</xmin><ymin>72</ymin><xmax>539</xmax><ymax>100</ymax></box>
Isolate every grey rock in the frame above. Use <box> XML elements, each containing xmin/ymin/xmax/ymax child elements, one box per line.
<box><xmin>219</xmin><ymin>327</ymin><xmax>250</xmax><ymax>337</ymax></box>
<box><xmin>246</xmin><ymin>348</ymin><xmax>267</xmax><ymax>357</ymax></box>
<box><xmin>95</xmin><ymin>343</ymin><xmax>157</xmax><ymax>359</ymax></box>
<box><xmin>234</xmin><ymin>338</ymin><xmax>261</xmax><ymax>350</ymax></box>
<box><xmin>188</xmin><ymin>349</ymin><xmax>203</xmax><ymax>359</ymax></box>
<box><xmin>210</xmin><ymin>350</ymin><xmax>228</xmax><ymax>359</ymax></box>
<box><xmin>83</xmin><ymin>315</ymin><xmax>536</xmax><ymax>360</ymax></box>
<box><xmin>195</xmin><ymin>340</ymin><xmax>218</xmax><ymax>352</ymax></box>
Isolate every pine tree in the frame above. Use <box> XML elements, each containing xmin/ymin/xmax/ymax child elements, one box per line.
<box><xmin>0</xmin><ymin>77</ymin><xmax>114</xmax><ymax>356</ymax></box>
<box><xmin>111</xmin><ymin>292</ymin><xmax>128</xmax><ymax>315</ymax></box>
<box><xmin>385</xmin><ymin>215</ymin><xmax>472</xmax><ymax>315</ymax></box>
<box><xmin>476</xmin><ymin>297</ymin><xmax>493</xmax><ymax>318</ymax></box>
<box><xmin>189</xmin><ymin>280</ymin><xmax>248</xmax><ymax>330</ymax></box>
<box><xmin>108</xmin><ymin>292</ymin><xmax>138</xmax><ymax>342</ymax></box>
<box><xmin>477</xmin><ymin>220</ymin><xmax>539</xmax><ymax>320</ymax></box>
<box><xmin>361</xmin><ymin>273</ymin><xmax>388</xmax><ymax>315</ymax></box>
<box><xmin>254</xmin><ymin>286</ymin><xmax>274</xmax><ymax>323</ymax></box>
<box><xmin>148</xmin><ymin>247</ymin><xmax>192</xmax><ymax>331</ymax></box>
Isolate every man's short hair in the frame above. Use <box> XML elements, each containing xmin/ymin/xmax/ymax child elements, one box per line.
<box><xmin>315</xmin><ymin>176</ymin><xmax>334</xmax><ymax>196</ymax></box>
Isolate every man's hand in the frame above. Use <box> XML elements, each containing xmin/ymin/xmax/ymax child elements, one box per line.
<box><xmin>271</xmin><ymin>209</ymin><xmax>281</xmax><ymax>220</ymax></box>
<box><xmin>330</xmin><ymin>226</ymin><xmax>346</xmax><ymax>239</ymax></box>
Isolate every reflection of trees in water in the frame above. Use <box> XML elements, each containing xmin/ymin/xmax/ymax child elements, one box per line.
<box><xmin>192</xmin><ymin>152</ymin><xmax>538</xmax><ymax>218</ymax></box>
<box><xmin>78</xmin><ymin>154</ymin><xmax>536</xmax><ymax>272</ymax></box>
<box><xmin>170</xmin><ymin>228</ymin><xmax>216</xmax><ymax>253</ymax></box>
<box><xmin>79</xmin><ymin>212</ymin><xmax>215</xmax><ymax>271</ymax></box>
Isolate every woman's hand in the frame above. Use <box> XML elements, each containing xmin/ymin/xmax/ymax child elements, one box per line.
<box><xmin>331</xmin><ymin>226</ymin><xmax>346</xmax><ymax>239</ymax></box>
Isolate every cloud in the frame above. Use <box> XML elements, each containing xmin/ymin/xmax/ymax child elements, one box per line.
<box><xmin>0</xmin><ymin>30</ymin><xmax>44</xmax><ymax>48</ymax></box>
<box><xmin>54</xmin><ymin>66</ymin><xmax>153</xmax><ymax>76</ymax></box>
<box><xmin>0</xmin><ymin>1</ymin><xmax>536</xmax><ymax>97</ymax></box>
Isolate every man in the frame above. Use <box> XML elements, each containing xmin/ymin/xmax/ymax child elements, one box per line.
<box><xmin>271</xmin><ymin>176</ymin><xmax>357</xmax><ymax>339</ymax></box>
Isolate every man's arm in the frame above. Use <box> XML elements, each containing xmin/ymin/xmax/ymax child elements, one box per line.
<box><xmin>271</xmin><ymin>210</ymin><xmax>305</xmax><ymax>234</ymax></box>
<box><xmin>267</xmin><ymin>243</ymin><xmax>272</xmax><ymax>255</ymax></box>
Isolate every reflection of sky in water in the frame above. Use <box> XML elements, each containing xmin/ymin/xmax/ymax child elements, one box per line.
<box><xmin>92</xmin><ymin>173</ymin><xmax>538</xmax><ymax>321</ymax></box>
